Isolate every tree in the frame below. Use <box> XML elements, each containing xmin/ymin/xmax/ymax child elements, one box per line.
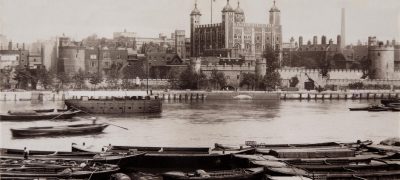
<box><xmin>261</xmin><ymin>45</ymin><xmax>281</xmax><ymax>90</ymax></box>
<box><xmin>178</xmin><ymin>67</ymin><xmax>207</xmax><ymax>90</ymax></box>
<box><xmin>13</xmin><ymin>67</ymin><xmax>31</xmax><ymax>89</ymax></box>
<box><xmin>166</xmin><ymin>67</ymin><xmax>180</xmax><ymax>89</ymax></box>
<box><xmin>72</xmin><ymin>69</ymin><xmax>86</xmax><ymax>89</ymax></box>
<box><xmin>289</xmin><ymin>76</ymin><xmax>299</xmax><ymax>87</ymax></box>
<box><xmin>209</xmin><ymin>69</ymin><xmax>227</xmax><ymax>90</ymax></box>
<box><xmin>240</xmin><ymin>73</ymin><xmax>257</xmax><ymax>90</ymax></box>
<box><xmin>89</xmin><ymin>73</ymin><xmax>102</xmax><ymax>89</ymax></box>
<box><xmin>106</xmin><ymin>63</ymin><xmax>122</xmax><ymax>88</ymax></box>
<box><xmin>0</xmin><ymin>69</ymin><xmax>12</xmax><ymax>89</ymax></box>
<box><xmin>360</xmin><ymin>56</ymin><xmax>373</xmax><ymax>79</ymax></box>
<box><xmin>56</xmin><ymin>72</ymin><xmax>71</xmax><ymax>89</ymax></box>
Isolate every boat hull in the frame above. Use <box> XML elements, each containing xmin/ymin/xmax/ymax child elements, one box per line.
<box><xmin>10</xmin><ymin>124</ymin><xmax>108</xmax><ymax>137</ymax></box>
<box><xmin>0</xmin><ymin>111</ymin><xmax>79</xmax><ymax>121</ymax></box>
<box><xmin>162</xmin><ymin>167</ymin><xmax>265</xmax><ymax>180</ymax></box>
<box><xmin>65</xmin><ymin>98</ymin><xmax>162</xmax><ymax>114</ymax></box>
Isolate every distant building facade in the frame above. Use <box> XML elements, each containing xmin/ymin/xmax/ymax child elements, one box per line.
<box><xmin>190</xmin><ymin>0</ymin><xmax>282</xmax><ymax>64</ymax></box>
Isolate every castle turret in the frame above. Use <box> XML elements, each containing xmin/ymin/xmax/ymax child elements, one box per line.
<box><xmin>368</xmin><ymin>41</ymin><xmax>394</xmax><ymax>79</ymax></box>
<box><xmin>222</xmin><ymin>0</ymin><xmax>235</xmax><ymax>49</ymax></box>
<box><xmin>255</xmin><ymin>58</ymin><xmax>267</xmax><ymax>77</ymax></box>
<box><xmin>190</xmin><ymin>1</ymin><xmax>201</xmax><ymax>57</ymax></box>
<box><xmin>269</xmin><ymin>0</ymin><xmax>280</xmax><ymax>25</ymax></box>
<box><xmin>234</xmin><ymin>1</ymin><xmax>245</xmax><ymax>23</ymax></box>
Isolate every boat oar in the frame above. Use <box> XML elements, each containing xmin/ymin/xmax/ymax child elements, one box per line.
<box><xmin>48</xmin><ymin>108</ymin><xmax>74</xmax><ymax>121</ymax></box>
<box><xmin>69</xmin><ymin>106</ymin><xmax>129</xmax><ymax>130</ymax></box>
<box><xmin>102</xmin><ymin>122</ymin><xmax>129</xmax><ymax>130</ymax></box>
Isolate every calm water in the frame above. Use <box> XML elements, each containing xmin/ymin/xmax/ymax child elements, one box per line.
<box><xmin>0</xmin><ymin>99</ymin><xmax>399</xmax><ymax>151</ymax></box>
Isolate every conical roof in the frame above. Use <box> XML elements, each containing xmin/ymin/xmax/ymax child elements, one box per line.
<box><xmin>235</xmin><ymin>1</ymin><xmax>244</xmax><ymax>14</ymax></box>
<box><xmin>270</xmin><ymin>0</ymin><xmax>280</xmax><ymax>12</ymax></box>
<box><xmin>191</xmin><ymin>3</ymin><xmax>201</xmax><ymax>15</ymax></box>
<box><xmin>222</xmin><ymin>0</ymin><xmax>234</xmax><ymax>12</ymax></box>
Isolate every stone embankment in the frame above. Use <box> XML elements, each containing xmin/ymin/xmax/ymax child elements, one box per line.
<box><xmin>0</xmin><ymin>90</ymin><xmax>399</xmax><ymax>101</ymax></box>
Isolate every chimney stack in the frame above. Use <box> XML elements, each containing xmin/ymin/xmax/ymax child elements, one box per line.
<box><xmin>341</xmin><ymin>8</ymin><xmax>346</xmax><ymax>51</ymax></box>
<box><xmin>22</xmin><ymin>43</ymin><xmax>25</xmax><ymax>50</ymax></box>
<box><xmin>299</xmin><ymin>36</ymin><xmax>303</xmax><ymax>46</ymax></box>
<box><xmin>313</xmin><ymin>36</ymin><xmax>318</xmax><ymax>45</ymax></box>
<box><xmin>8</xmin><ymin>41</ymin><xmax>12</xmax><ymax>50</ymax></box>
<box><xmin>321</xmin><ymin>36</ymin><xmax>327</xmax><ymax>45</ymax></box>
<box><xmin>337</xmin><ymin>35</ymin><xmax>342</xmax><ymax>48</ymax></box>
<box><xmin>307</xmin><ymin>40</ymin><xmax>311</xmax><ymax>45</ymax></box>
<box><xmin>329</xmin><ymin>39</ymin><xmax>333</xmax><ymax>45</ymax></box>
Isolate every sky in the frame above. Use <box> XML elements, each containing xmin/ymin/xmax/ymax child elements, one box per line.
<box><xmin>0</xmin><ymin>0</ymin><xmax>399</xmax><ymax>44</ymax></box>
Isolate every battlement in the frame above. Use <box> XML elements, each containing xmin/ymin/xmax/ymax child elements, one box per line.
<box><xmin>202</xmin><ymin>64</ymin><xmax>255</xmax><ymax>71</ymax></box>
<box><xmin>195</xmin><ymin>23</ymin><xmax>222</xmax><ymax>29</ymax></box>
<box><xmin>234</xmin><ymin>23</ymin><xmax>268</xmax><ymax>28</ymax></box>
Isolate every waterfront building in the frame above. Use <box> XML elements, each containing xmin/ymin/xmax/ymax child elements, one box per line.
<box><xmin>85</xmin><ymin>47</ymin><xmax>128</xmax><ymax>75</ymax></box>
<box><xmin>28</xmin><ymin>53</ymin><xmax>43</xmax><ymax>69</ymax></box>
<box><xmin>58</xmin><ymin>37</ymin><xmax>86</xmax><ymax>76</ymax></box>
<box><xmin>190</xmin><ymin>0</ymin><xmax>282</xmax><ymax>65</ymax></box>
<box><xmin>113</xmin><ymin>29</ymin><xmax>136</xmax><ymax>39</ymax></box>
<box><xmin>0</xmin><ymin>41</ymin><xmax>29</xmax><ymax>70</ymax></box>
<box><xmin>368</xmin><ymin>37</ymin><xmax>395</xmax><ymax>79</ymax></box>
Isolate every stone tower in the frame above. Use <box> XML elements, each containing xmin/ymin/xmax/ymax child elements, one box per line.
<box><xmin>269</xmin><ymin>0</ymin><xmax>282</xmax><ymax>64</ymax></box>
<box><xmin>255</xmin><ymin>58</ymin><xmax>267</xmax><ymax>77</ymax></box>
<box><xmin>222</xmin><ymin>0</ymin><xmax>235</xmax><ymax>49</ymax></box>
<box><xmin>190</xmin><ymin>2</ymin><xmax>201</xmax><ymax>57</ymax></box>
<box><xmin>234</xmin><ymin>1</ymin><xmax>245</xmax><ymax>23</ymax></box>
<box><xmin>368</xmin><ymin>40</ymin><xmax>394</xmax><ymax>79</ymax></box>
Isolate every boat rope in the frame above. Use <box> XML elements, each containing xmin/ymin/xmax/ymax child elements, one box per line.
<box><xmin>87</xmin><ymin>168</ymin><xmax>97</xmax><ymax>180</ymax></box>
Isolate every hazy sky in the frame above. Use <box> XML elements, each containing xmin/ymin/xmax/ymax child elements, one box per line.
<box><xmin>0</xmin><ymin>0</ymin><xmax>399</xmax><ymax>44</ymax></box>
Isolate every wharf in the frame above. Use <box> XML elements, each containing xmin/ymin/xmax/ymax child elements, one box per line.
<box><xmin>0</xmin><ymin>90</ymin><xmax>399</xmax><ymax>101</ymax></box>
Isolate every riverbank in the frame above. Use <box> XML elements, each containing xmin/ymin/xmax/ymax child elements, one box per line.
<box><xmin>0</xmin><ymin>90</ymin><xmax>399</xmax><ymax>101</ymax></box>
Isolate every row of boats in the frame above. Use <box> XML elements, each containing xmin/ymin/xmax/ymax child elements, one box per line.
<box><xmin>349</xmin><ymin>98</ymin><xmax>400</xmax><ymax>111</ymax></box>
<box><xmin>1</xmin><ymin>139</ymin><xmax>399</xmax><ymax>179</ymax></box>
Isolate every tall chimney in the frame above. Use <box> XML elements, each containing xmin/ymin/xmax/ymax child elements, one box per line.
<box><xmin>337</xmin><ymin>35</ymin><xmax>342</xmax><ymax>49</ymax></box>
<box><xmin>8</xmin><ymin>41</ymin><xmax>12</xmax><ymax>50</ymax></box>
<box><xmin>341</xmin><ymin>8</ymin><xmax>346</xmax><ymax>51</ymax></box>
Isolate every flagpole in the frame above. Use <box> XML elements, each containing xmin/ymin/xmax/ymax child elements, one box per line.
<box><xmin>211</xmin><ymin>0</ymin><xmax>213</xmax><ymax>23</ymax></box>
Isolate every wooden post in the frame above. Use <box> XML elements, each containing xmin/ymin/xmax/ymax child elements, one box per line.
<box><xmin>299</xmin><ymin>93</ymin><xmax>302</xmax><ymax>100</ymax></box>
<box><xmin>344</xmin><ymin>94</ymin><xmax>347</xmax><ymax>100</ymax></box>
<box><xmin>284</xmin><ymin>94</ymin><xmax>287</xmax><ymax>100</ymax></box>
<box><xmin>202</xmin><ymin>94</ymin><xmax>205</xmax><ymax>100</ymax></box>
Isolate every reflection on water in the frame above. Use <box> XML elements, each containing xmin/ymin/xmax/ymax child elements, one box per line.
<box><xmin>0</xmin><ymin>99</ymin><xmax>399</xmax><ymax>151</ymax></box>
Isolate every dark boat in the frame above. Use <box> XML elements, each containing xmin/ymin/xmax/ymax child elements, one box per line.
<box><xmin>0</xmin><ymin>110</ymin><xmax>80</xmax><ymax>121</ymax></box>
<box><xmin>92</xmin><ymin>152</ymin><xmax>146</xmax><ymax>167</ymax></box>
<box><xmin>244</xmin><ymin>141</ymin><xmax>342</xmax><ymax>149</ymax></box>
<box><xmin>349</xmin><ymin>107</ymin><xmax>370</xmax><ymax>111</ymax></box>
<box><xmin>162</xmin><ymin>167</ymin><xmax>265</xmax><ymax>180</ymax></box>
<box><xmin>10</xmin><ymin>123</ymin><xmax>109</xmax><ymax>137</ymax></box>
<box><xmin>33</xmin><ymin>108</ymin><xmax>71</xmax><ymax>113</ymax></box>
<box><xmin>381</xmin><ymin>98</ymin><xmax>400</xmax><ymax>106</ymax></box>
<box><xmin>65</xmin><ymin>95</ymin><xmax>162</xmax><ymax>114</ymax></box>
<box><xmin>78</xmin><ymin>145</ymin><xmax>253</xmax><ymax>169</ymax></box>
<box><xmin>0</xmin><ymin>163</ymin><xmax>119</xmax><ymax>179</ymax></box>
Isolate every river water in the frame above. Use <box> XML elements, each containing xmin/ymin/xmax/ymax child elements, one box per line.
<box><xmin>0</xmin><ymin>99</ymin><xmax>398</xmax><ymax>151</ymax></box>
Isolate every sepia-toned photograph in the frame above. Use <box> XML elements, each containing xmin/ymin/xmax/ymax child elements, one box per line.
<box><xmin>0</xmin><ymin>0</ymin><xmax>399</xmax><ymax>179</ymax></box>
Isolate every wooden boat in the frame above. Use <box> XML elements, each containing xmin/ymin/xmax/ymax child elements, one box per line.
<box><xmin>0</xmin><ymin>110</ymin><xmax>80</xmax><ymax>121</ymax></box>
<box><xmin>244</xmin><ymin>141</ymin><xmax>341</xmax><ymax>149</ymax></box>
<box><xmin>0</xmin><ymin>163</ymin><xmax>119</xmax><ymax>179</ymax></box>
<box><xmin>65</xmin><ymin>95</ymin><xmax>162</xmax><ymax>114</ymax></box>
<box><xmin>92</xmin><ymin>152</ymin><xmax>146</xmax><ymax>167</ymax></box>
<box><xmin>1</xmin><ymin>148</ymin><xmax>145</xmax><ymax>167</ymax></box>
<box><xmin>348</xmin><ymin>107</ymin><xmax>371</xmax><ymax>111</ymax></box>
<box><xmin>162</xmin><ymin>167</ymin><xmax>264</xmax><ymax>180</ymax></box>
<box><xmin>313</xmin><ymin>169</ymin><xmax>400</xmax><ymax>179</ymax></box>
<box><xmin>75</xmin><ymin>145</ymin><xmax>253</xmax><ymax>169</ymax></box>
<box><xmin>10</xmin><ymin>123</ymin><xmax>109</xmax><ymax>137</ymax></box>
<box><xmin>34</xmin><ymin>108</ymin><xmax>71</xmax><ymax>113</ymax></box>
<box><xmin>381</xmin><ymin>98</ymin><xmax>400</xmax><ymax>106</ymax></box>
<box><xmin>0</xmin><ymin>148</ymin><xmax>96</xmax><ymax>157</ymax></box>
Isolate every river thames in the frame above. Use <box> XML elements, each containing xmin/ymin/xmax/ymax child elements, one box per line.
<box><xmin>0</xmin><ymin>99</ymin><xmax>398</xmax><ymax>151</ymax></box>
